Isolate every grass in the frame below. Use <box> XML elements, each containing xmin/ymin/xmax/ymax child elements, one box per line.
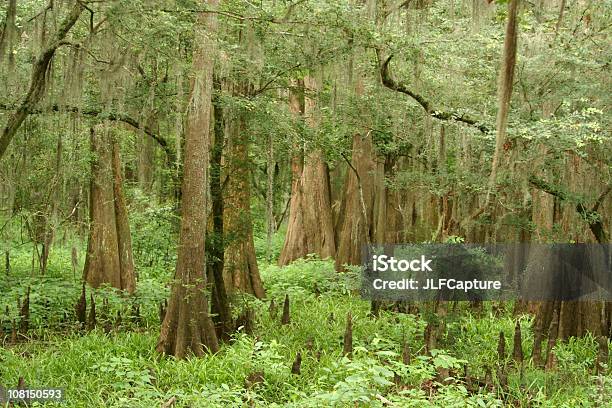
<box><xmin>0</xmin><ymin>244</ymin><xmax>610</xmax><ymax>407</ymax></box>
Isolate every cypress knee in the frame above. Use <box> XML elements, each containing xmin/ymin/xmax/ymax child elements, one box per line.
<box><xmin>343</xmin><ymin>311</ymin><xmax>353</xmax><ymax>357</ymax></box>
<box><xmin>497</xmin><ymin>331</ymin><xmax>506</xmax><ymax>362</ymax></box>
<box><xmin>268</xmin><ymin>299</ymin><xmax>277</xmax><ymax>320</ymax></box>
<box><xmin>87</xmin><ymin>294</ymin><xmax>96</xmax><ymax>331</ymax></box>
<box><xmin>402</xmin><ymin>341</ymin><xmax>411</xmax><ymax>365</ymax></box>
<box><xmin>291</xmin><ymin>352</ymin><xmax>302</xmax><ymax>375</ymax></box>
<box><xmin>512</xmin><ymin>320</ymin><xmax>523</xmax><ymax>365</ymax></box>
<box><xmin>19</xmin><ymin>287</ymin><xmax>30</xmax><ymax>333</ymax></box>
<box><xmin>545</xmin><ymin>338</ymin><xmax>557</xmax><ymax>371</ymax></box>
<box><xmin>281</xmin><ymin>294</ymin><xmax>290</xmax><ymax>325</ymax></box>
<box><xmin>595</xmin><ymin>335</ymin><xmax>608</xmax><ymax>375</ymax></box>
<box><xmin>75</xmin><ymin>283</ymin><xmax>87</xmax><ymax>326</ymax></box>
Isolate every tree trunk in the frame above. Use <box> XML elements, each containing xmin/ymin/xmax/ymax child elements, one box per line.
<box><xmin>485</xmin><ymin>0</ymin><xmax>520</xmax><ymax>208</ymax></box>
<box><xmin>335</xmin><ymin>72</ymin><xmax>377</xmax><ymax>270</ymax></box>
<box><xmin>83</xmin><ymin>125</ymin><xmax>136</xmax><ymax>294</ymax></box>
<box><xmin>265</xmin><ymin>131</ymin><xmax>275</xmax><ymax>261</ymax></box>
<box><xmin>530</xmin><ymin>151</ymin><xmax>610</xmax><ymax>340</ymax></box>
<box><xmin>222</xmin><ymin>96</ymin><xmax>265</xmax><ymax>298</ymax></box>
<box><xmin>112</xmin><ymin>142</ymin><xmax>136</xmax><ymax>293</ymax></box>
<box><xmin>279</xmin><ymin>76</ymin><xmax>336</xmax><ymax>265</ymax></box>
<box><xmin>278</xmin><ymin>81</ymin><xmax>307</xmax><ymax>265</ymax></box>
<box><xmin>157</xmin><ymin>0</ymin><xmax>219</xmax><ymax>358</ymax></box>
<box><xmin>209</xmin><ymin>82</ymin><xmax>232</xmax><ymax>339</ymax></box>
<box><xmin>0</xmin><ymin>0</ymin><xmax>18</xmax><ymax>71</ymax></box>
<box><xmin>335</xmin><ymin>131</ymin><xmax>377</xmax><ymax>269</ymax></box>
<box><xmin>373</xmin><ymin>158</ymin><xmax>403</xmax><ymax>244</ymax></box>
<box><xmin>554</xmin><ymin>0</ymin><xmax>566</xmax><ymax>38</ymax></box>
<box><xmin>40</xmin><ymin>133</ymin><xmax>64</xmax><ymax>274</ymax></box>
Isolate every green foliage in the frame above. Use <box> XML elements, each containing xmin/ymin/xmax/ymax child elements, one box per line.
<box><xmin>313</xmin><ymin>354</ymin><xmax>395</xmax><ymax>405</ymax></box>
<box><xmin>128</xmin><ymin>196</ymin><xmax>178</xmax><ymax>279</ymax></box>
<box><xmin>261</xmin><ymin>256</ymin><xmax>360</xmax><ymax>298</ymax></box>
<box><xmin>1</xmin><ymin>252</ymin><xmax>609</xmax><ymax>407</ymax></box>
<box><xmin>0</xmin><ymin>243</ymin><xmax>168</xmax><ymax>336</ymax></box>
<box><xmin>91</xmin><ymin>357</ymin><xmax>156</xmax><ymax>396</ymax></box>
<box><xmin>554</xmin><ymin>335</ymin><xmax>598</xmax><ymax>374</ymax></box>
<box><xmin>253</xmin><ymin>224</ymin><xmax>287</xmax><ymax>264</ymax></box>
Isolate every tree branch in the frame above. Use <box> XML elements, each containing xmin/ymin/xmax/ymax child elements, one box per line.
<box><xmin>0</xmin><ymin>103</ymin><xmax>175</xmax><ymax>163</ymax></box>
<box><xmin>250</xmin><ymin>63</ymin><xmax>302</xmax><ymax>97</ymax></box>
<box><xmin>0</xmin><ymin>0</ymin><xmax>84</xmax><ymax>160</ymax></box>
<box><xmin>379</xmin><ymin>53</ymin><xmax>490</xmax><ymax>134</ymax></box>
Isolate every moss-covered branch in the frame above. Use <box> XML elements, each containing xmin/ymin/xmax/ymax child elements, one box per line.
<box><xmin>0</xmin><ymin>1</ymin><xmax>84</xmax><ymax>160</ymax></box>
<box><xmin>0</xmin><ymin>103</ymin><xmax>175</xmax><ymax>164</ymax></box>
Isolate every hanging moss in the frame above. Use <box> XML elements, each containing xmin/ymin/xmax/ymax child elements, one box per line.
<box><xmin>0</xmin><ymin>0</ymin><xmax>18</xmax><ymax>72</ymax></box>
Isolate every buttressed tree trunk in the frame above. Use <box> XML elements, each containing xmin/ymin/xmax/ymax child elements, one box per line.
<box><xmin>112</xmin><ymin>142</ymin><xmax>136</xmax><ymax>292</ymax></box>
<box><xmin>223</xmin><ymin>92</ymin><xmax>265</xmax><ymax>298</ymax></box>
<box><xmin>278</xmin><ymin>81</ymin><xmax>307</xmax><ymax>265</ymax></box>
<box><xmin>83</xmin><ymin>125</ymin><xmax>136</xmax><ymax>294</ymax></box>
<box><xmin>279</xmin><ymin>76</ymin><xmax>336</xmax><ymax>265</ymax></box>
<box><xmin>335</xmin><ymin>75</ymin><xmax>377</xmax><ymax>271</ymax></box>
<box><xmin>156</xmin><ymin>0</ymin><xmax>219</xmax><ymax>358</ymax></box>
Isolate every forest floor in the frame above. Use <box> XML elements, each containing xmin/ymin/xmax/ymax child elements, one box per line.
<box><xmin>0</xmin><ymin>244</ymin><xmax>610</xmax><ymax>407</ymax></box>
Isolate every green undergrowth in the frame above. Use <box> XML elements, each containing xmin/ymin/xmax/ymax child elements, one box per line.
<box><xmin>0</xmin><ymin>248</ymin><xmax>610</xmax><ymax>407</ymax></box>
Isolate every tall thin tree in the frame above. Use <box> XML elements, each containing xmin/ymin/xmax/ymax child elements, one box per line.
<box><xmin>484</xmin><ymin>0</ymin><xmax>520</xmax><ymax>208</ymax></box>
<box><xmin>157</xmin><ymin>0</ymin><xmax>220</xmax><ymax>358</ymax></box>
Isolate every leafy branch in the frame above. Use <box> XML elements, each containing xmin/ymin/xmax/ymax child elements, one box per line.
<box><xmin>379</xmin><ymin>53</ymin><xmax>490</xmax><ymax>134</ymax></box>
<box><xmin>0</xmin><ymin>103</ymin><xmax>175</xmax><ymax>164</ymax></box>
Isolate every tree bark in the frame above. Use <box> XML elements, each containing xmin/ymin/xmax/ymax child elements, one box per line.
<box><xmin>266</xmin><ymin>130</ymin><xmax>275</xmax><ymax>261</ymax></box>
<box><xmin>373</xmin><ymin>156</ymin><xmax>402</xmax><ymax>244</ymax></box>
<box><xmin>528</xmin><ymin>175</ymin><xmax>609</xmax><ymax>244</ymax></box>
<box><xmin>279</xmin><ymin>76</ymin><xmax>336</xmax><ymax>265</ymax></box>
<box><xmin>209</xmin><ymin>82</ymin><xmax>232</xmax><ymax>338</ymax></box>
<box><xmin>335</xmin><ymin>62</ymin><xmax>377</xmax><ymax>270</ymax></box>
<box><xmin>0</xmin><ymin>0</ymin><xmax>17</xmax><ymax>70</ymax></box>
<box><xmin>485</xmin><ymin>0</ymin><xmax>520</xmax><ymax>208</ymax></box>
<box><xmin>278</xmin><ymin>81</ymin><xmax>307</xmax><ymax>265</ymax></box>
<box><xmin>222</xmin><ymin>95</ymin><xmax>265</xmax><ymax>298</ymax></box>
<box><xmin>112</xmin><ymin>142</ymin><xmax>136</xmax><ymax>293</ymax></box>
<box><xmin>83</xmin><ymin>125</ymin><xmax>136</xmax><ymax>294</ymax></box>
<box><xmin>554</xmin><ymin>0</ymin><xmax>566</xmax><ymax>38</ymax></box>
<box><xmin>157</xmin><ymin>0</ymin><xmax>219</xmax><ymax>358</ymax></box>
<box><xmin>529</xmin><ymin>153</ymin><xmax>610</xmax><ymax>340</ymax></box>
<box><xmin>39</xmin><ymin>133</ymin><xmax>64</xmax><ymax>274</ymax></box>
<box><xmin>335</xmin><ymin>131</ymin><xmax>377</xmax><ymax>270</ymax></box>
